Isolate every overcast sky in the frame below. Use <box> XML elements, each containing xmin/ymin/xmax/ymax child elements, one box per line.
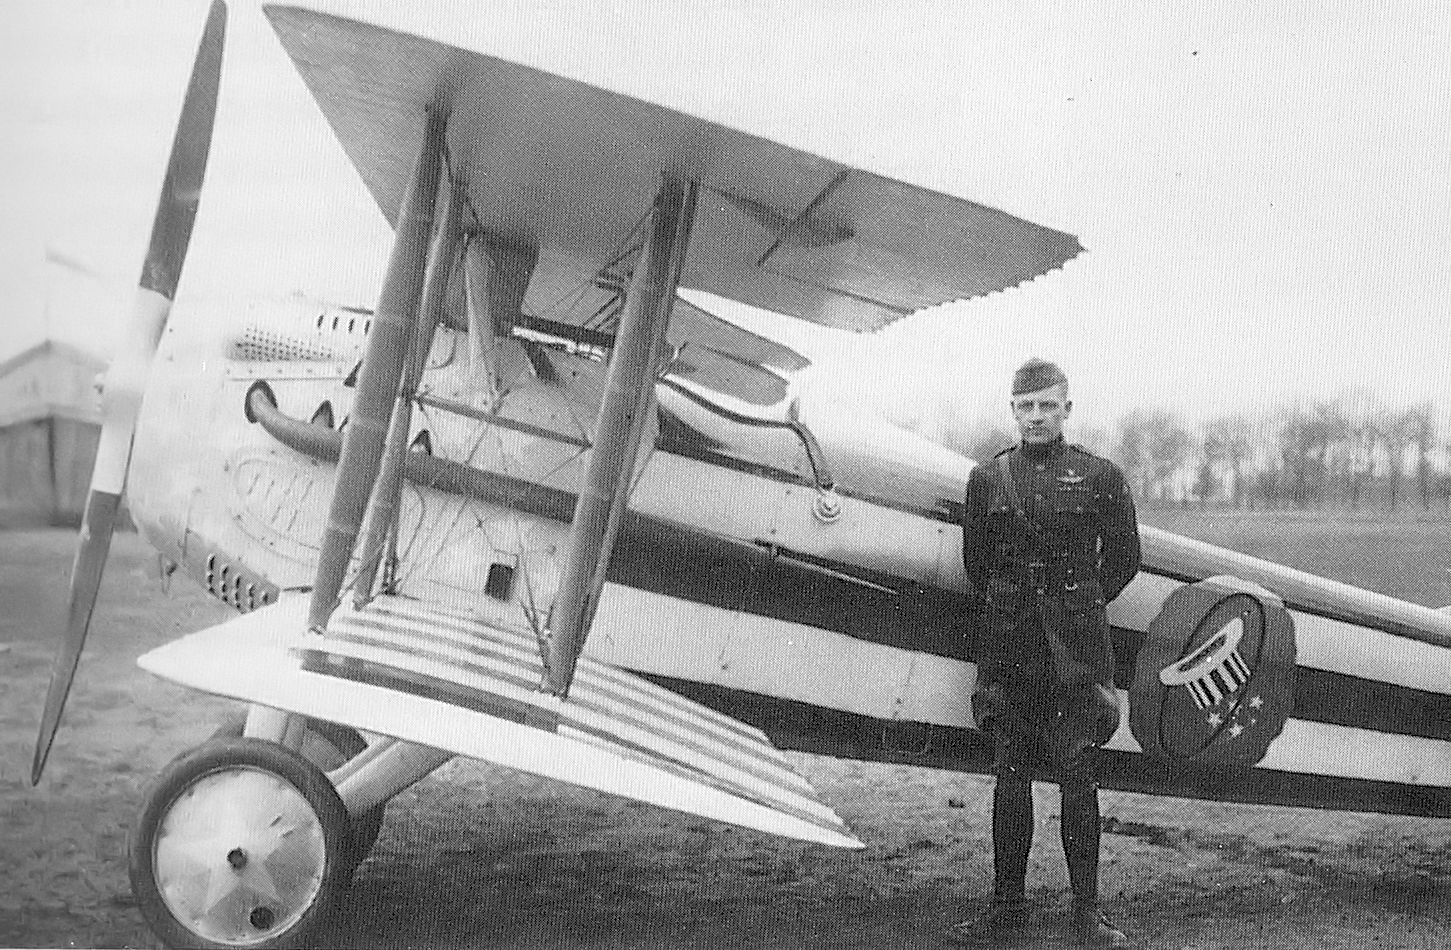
<box><xmin>2</xmin><ymin>0</ymin><xmax>1447</xmax><ymax>441</ymax></box>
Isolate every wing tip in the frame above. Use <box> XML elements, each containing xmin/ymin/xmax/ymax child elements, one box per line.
<box><xmin>909</xmin><ymin>234</ymin><xmax>1087</xmax><ymax>325</ymax></box>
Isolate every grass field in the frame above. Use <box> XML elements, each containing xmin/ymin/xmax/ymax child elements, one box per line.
<box><xmin>1141</xmin><ymin>508</ymin><xmax>1451</xmax><ymax>608</ymax></box>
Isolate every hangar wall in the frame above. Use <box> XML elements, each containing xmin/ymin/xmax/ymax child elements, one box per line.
<box><xmin>0</xmin><ymin>341</ymin><xmax>121</xmax><ymax>528</ymax></box>
<box><xmin>0</xmin><ymin>416</ymin><xmax>102</xmax><ymax>527</ymax></box>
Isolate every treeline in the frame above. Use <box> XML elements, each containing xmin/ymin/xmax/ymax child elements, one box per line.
<box><xmin>945</xmin><ymin>394</ymin><xmax>1449</xmax><ymax>513</ymax></box>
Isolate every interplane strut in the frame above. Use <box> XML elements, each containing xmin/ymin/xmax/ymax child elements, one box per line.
<box><xmin>352</xmin><ymin>179</ymin><xmax>466</xmax><ymax>604</ymax></box>
<box><xmin>544</xmin><ymin>178</ymin><xmax>699</xmax><ymax>697</ymax></box>
<box><xmin>306</xmin><ymin>107</ymin><xmax>448</xmax><ymax>632</ymax></box>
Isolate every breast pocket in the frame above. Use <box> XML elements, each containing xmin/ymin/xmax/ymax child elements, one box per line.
<box><xmin>1051</xmin><ymin>484</ymin><xmax>1093</xmax><ymax>517</ymax></box>
<box><xmin>1049</xmin><ymin>486</ymin><xmax>1099</xmax><ymax>540</ymax></box>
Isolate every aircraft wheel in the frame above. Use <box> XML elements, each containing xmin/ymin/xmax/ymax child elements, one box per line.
<box><xmin>128</xmin><ymin>738</ymin><xmax>350</xmax><ymax>950</ymax></box>
<box><xmin>211</xmin><ymin>711</ymin><xmax>384</xmax><ymax>874</ymax></box>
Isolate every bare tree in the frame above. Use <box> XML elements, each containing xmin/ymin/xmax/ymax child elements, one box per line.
<box><xmin>1115</xmin><ymin>411</ymin><xmax>1150</xmax><ymax>498</ymax></box>
<box><xmin>1147</xmin><ymin>410</ymin><xmax>1191</xmax><ymax>503</ymax></box>
<box><xmin>1276</xmin><ymin>401</ymin><xmax>1349</xmax><ymax>508</ymax></box>
<box><xmin>1256</xmin><ymin>464</ymin><xmax>1284</xmax><ymax>510</ymax></box>
<box><xmin>1442</xmin><ymin>442</ymin><xmax>1451</xmax><ymax>513</ymax></box>
<box><xmin>1195</xmin><ymin>426</ymin><xmax>1221</xmax><ymax>507</ymax></box>
<box><xmin>1311</xmin><ymin>399</ymin><xmax>1349</xmax><ymax>507</ymax></box>
<box><xmin>1111</xmin><ymin>396</ymin><xmax>1441</xmax><ymax>512</ymax></box>
<box><xmin>1375</xmin><ymin>406</ymin><xmax>1417</xmax><ymax>512</ymax></box>
<box><xmin>1338</xmin><ymin>388</ymin><xmax>1380</xmax><ymax>511</ymax></box>
<box><xmin>1203</xmin><ymin>414</ymin><xmax>1254</xmax><ymax>508</ymax></box>
<box><xmin>1444</xmin><ymin>432</ymin><xmax>1451</xmax><ymax>512</ymax></box>
<box><xmin>1194</xmin><ymin>459</ymin><xmax>1217</xmax><ymax>506</ymax></box>
<box><xmin>1403</xmin><ymin>401</ymin><xmax>1437</xmax><ymax>510</ymax></box>
<box><xmin>1276</xmin><ymin>405</ymin><xmax>1316</xmax><ymax>508</ymax></box>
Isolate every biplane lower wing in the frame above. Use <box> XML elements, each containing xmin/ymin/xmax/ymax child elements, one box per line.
<box><xmin>136</xmin><ymin>594</ymin><xmax>863</xmax><ymax>849</ymax></box>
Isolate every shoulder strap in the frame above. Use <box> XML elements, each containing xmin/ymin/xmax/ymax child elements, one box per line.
<box><xmin>997</xmin><ymin>453</ymin><xmax>1047</xmax><ymax>543</ymax></box>
<box><xmin>996</xmin><ymin>454</ymin><xmax>1021</xmax><ymax>513</ymax></box>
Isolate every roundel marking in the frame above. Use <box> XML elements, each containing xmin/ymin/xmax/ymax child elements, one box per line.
<box><xmin>1129</xmin><ymin>575</ymin><xmax>1296</xmax><ymax>770</ymax></box>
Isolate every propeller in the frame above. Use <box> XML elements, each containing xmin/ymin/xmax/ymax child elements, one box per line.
<box><xmin>31</xmin><ymin>0</ymin><xmax>227</xmax><ymax>785</ymax></box>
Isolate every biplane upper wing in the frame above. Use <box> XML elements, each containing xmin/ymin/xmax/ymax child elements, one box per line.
<box><xmin>265</xmin><ymin>4</ymin><xmax>1082</xmax><ymax>334</ymax></box>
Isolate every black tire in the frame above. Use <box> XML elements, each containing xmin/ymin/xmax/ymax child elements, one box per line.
<box><xmin>210</xmin><ymin>710</ymin><xmax>385</xmax><ymax>874</ymax></box>
<box><xmin>128</xmin><ymin>738</ymin><xmax>351</xmax><ymax>949</ymax></box>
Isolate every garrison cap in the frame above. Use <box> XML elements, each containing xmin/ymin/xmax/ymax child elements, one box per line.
<box><xmin>1011</xmin><ymin>358</ymin><xmax>1068</xmax><ymax>395</ymax></box>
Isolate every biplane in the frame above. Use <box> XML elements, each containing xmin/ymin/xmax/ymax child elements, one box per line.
<box><xmin>30</xmin><ymin>3</ymin><xmax>1451</xmax><ymax>947</ymax></box>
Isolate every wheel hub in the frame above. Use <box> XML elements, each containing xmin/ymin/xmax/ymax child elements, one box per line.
<box><xmin>152</xmin><ymin>765</ymin><xmax>328</xmax><ymax>945</ymax></box>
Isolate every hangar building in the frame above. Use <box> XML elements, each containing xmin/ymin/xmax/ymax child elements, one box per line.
<box><xmin>0</xmin><ymin>340</ymin><xmax>111</xmax><ymax>528</ymax></box>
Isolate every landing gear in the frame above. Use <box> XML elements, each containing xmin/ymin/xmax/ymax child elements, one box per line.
<box><xmin>128</xmin><ymin>738</ymin><xmax>351</xmax><ymax>949</ymax></box>
<box><xmin>210</xmin><ymin>710</ymin><xmax>384</xmax><ymax>875</ymax></box>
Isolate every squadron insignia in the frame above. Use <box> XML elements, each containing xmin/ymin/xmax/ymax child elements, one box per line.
<box><xmin>1129</xmin><ymin>576</ymin><xmax>1296</xmax><ymax>769</ymax></box>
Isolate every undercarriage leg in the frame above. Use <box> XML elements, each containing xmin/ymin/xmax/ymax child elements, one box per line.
<box><xmin>333</xmin><ymin>740</ymin><xmax>453</xmax><ymax>819</ymax></box>
<box><xmin>242</xmin><ymin>704</ymin><xmax>304</xmax><ymax>751</ymax></box>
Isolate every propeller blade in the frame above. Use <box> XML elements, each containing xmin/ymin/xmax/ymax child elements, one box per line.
<box><xmin>140</xmin><ymin>0</ymin><xmax>228</xmax><ymax>302</ymax></box>
<box><xmin>31</xmin><ymin>0</ymin><xmax>227</xmax><ymax>785</ymax></box>
<box><xmin>30</xmin><ymin>492</ymin><xmax>122</xmax><ymax>785</ymax></box>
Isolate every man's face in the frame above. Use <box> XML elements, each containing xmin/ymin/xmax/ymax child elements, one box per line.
<box><xmin>1011</xmin><ymin>383</ymin><xmax>1071</xmax><ymax>445</ymax></box>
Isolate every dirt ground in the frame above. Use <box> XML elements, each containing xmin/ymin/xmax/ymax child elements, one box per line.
<box><xmin>3</xmin><ymin>520</ymin><xmax>1450</xmax><ymax>949</ymax></box>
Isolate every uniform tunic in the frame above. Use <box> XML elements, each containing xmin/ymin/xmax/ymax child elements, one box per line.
<box><xmin>962</xmin><ymin>437</ymin><xmax>1140</xmax><ymax>773</ymax></box>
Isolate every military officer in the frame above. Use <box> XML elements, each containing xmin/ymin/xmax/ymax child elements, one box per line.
<box><xmin>950</xmin><ymin>358</ymin><xmax>1141</xmax><ymax>947</ymax></box>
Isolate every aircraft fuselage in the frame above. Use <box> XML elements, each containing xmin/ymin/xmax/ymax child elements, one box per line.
<box><xmin>126</xmin><ymin>301</ymin><xmax>1451</xmax><ymax>819</ymax></box>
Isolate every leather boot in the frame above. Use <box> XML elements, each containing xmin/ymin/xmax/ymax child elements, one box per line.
<box><xmin>946</xmin><ymin>897</ymin><xmax>1031</xmax><ymax>945</ymax></box>
<box><xmin>1071</xmin><ymin>901</ymin><xmax>1129</xmax><ymax>947</ymax></box>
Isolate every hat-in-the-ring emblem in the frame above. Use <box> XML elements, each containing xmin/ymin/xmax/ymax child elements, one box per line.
<box><xmin>1158</xmin><ymin>620</ymin><xmax>1251</xmax><ymax>710</ymax></box>
<box><xmin>1129</xmin><ymin>576</ymin><xmax>1295</xmax><ymax>769</ymax></box>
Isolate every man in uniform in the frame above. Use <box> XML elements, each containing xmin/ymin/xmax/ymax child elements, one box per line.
<box><xmin>950</xmin><ymin>358</ymin><xmax>1141</xmax><ymax>947</ymax></box>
